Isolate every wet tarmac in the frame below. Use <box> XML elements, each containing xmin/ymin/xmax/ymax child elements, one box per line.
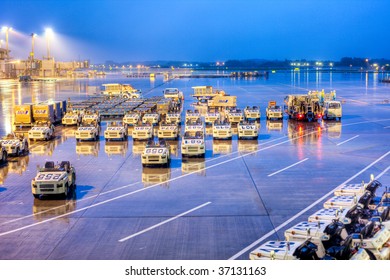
<box><xmin>0</xmin><ymin>72</ymin><xmax>389</xmax><ymax>259</ymax></box>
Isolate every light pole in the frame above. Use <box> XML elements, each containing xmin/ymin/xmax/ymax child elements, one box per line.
<box><xmin>30</xmin><ymin>33</ymin><xmax>37</xmax><ymax>60</ymax></box>
<box><xmin>45</xmin><ymin>28</ymin><xmax>53</xmax><ymax>60</ymax></box>
<box><xmin>1</xmin><ymin>26</ymin><xmax>12</xmax><ymax>59</ymax></box>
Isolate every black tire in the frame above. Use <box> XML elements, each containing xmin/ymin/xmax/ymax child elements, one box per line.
<box><xmin>24</xmin><ymin>143</ymin><xmax>29</xmax><ymax>155</ymax></box>
<box><xmin>1</xmin><ymin>151</ymin><xmax>7</xmax><ymax>163</ymax></box>
<box><xmin>33</xmin><ymin>194</ymin><xmax>40</xmax><ymax>199</ymax></box>
<box><xmin>63</xmin><ymin>184</ymin><xmax>69</xmax><ymax>199</ymax></box>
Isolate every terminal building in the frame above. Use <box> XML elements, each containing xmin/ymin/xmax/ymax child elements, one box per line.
<box><xmin>0</xmin><ymin>46</ymin><xmax>89</xmax><ymax>79</ymax></box>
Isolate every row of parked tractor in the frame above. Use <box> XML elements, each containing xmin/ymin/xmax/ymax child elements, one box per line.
<box><xmin>250</xmin><ymin>176</ymin><xmax>390</xmax><ymax>260</ymax></box>
<box><xmin>1</xmin><ymin>85</ymin><xmax>344</xmax><ymax>200</ymax></box>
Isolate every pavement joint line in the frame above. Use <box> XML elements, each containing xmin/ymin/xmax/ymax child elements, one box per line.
<box><xmin>336</xmin><ymin>135</ymin><xmax>360</xmax><ymax>146</ymax></box>
<box><xmin>267</xmin><ymin>158</ymin><xmax>309</xmax><ymax>177</ymax></box>
<box><xmin>1</xmin><ymin>118</ymin><xmax>388</xmax><ymax>233</ymax></box>
<box><xmin>118</xmin><ymin>202</ymin><xmax>212</xmax><ymax>242</ymax></box>
<box><xmin>228</xmin><ymin>151</ymin><xmax>390</xmax><ymax>260</ymax></box>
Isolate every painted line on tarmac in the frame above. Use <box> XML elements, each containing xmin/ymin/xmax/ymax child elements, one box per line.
<box><xmin>0</xmin><ymin>135</ymin><xmax>288</xmax><ymax>227</ymax></box>
<box><xmin>0</xmin><ymin>132</ymin><xmax>318</xmax><ymax>236</ymax></box>
<box><xmin>118</xmin><ymin>202</ymin><xmax>211</xmax><ymax>242</ymax></box>
<box><xmin>0</xmin><ymin>118</ymin><xmax>388</xmax><ymax>234</ymax></box>
<box><xmin>228</xmin><ymin>152</ymin><xmax>390</xmax><ymax>260</ymax></box>
<box><xmin>267</xmin><ymin>158</ymin><xmax>309</xmax><ymax>177</ymax></box>
<box><xmin>336</xmin><ymin>135</ymin><xmax>359</xmax><ymax>146</ymax></box>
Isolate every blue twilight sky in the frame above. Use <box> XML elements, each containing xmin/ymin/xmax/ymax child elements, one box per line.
<box><xmin>1</xmin><ymin>0</ymin><xmax>390</xmax><ymax>63</ymax></box>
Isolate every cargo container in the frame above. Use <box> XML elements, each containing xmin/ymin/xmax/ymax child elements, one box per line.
<box><xmin>14</xmin><ymin>104</ymin><xmax>34</xmax><ymax>127</ymax></box>
<box><xmin>33</xmin><ymin>104</ymin><xmax>55</xmax><ymax>123</ymax></box>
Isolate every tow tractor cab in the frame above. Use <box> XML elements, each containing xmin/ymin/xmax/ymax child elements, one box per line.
<box><xmin>141</xmin><ymin>139</ymin><xmax>170</xmax><ymax>167</ymax></box>
<box><xmin>123</xmin><ymin>112</ymin><xmax>140</xmax><ymax>126</ymax></box>
<box><xmin>104</xmin><ymin>121</ymin><xmax>128</xmax><ymax>141</ymax></box>
<box><xmin>32</xmin><ymin>161</ymin><xmax>76</xmax><ymax>199</ymax></box>
<box><xmin>266</xmin><ymin>101</ymin><xmax>283</xmax><ymax>120</ymax></box>
<box><xmin>0</xmin><ymin>133</ymin><xmax>29</xmax><ymax>156</ymax></box>
<box><xmin>185</xmin><ymin>110</ymin><xmax>201</xmax><ymax>123</ymax></box>
<box><xmin>238</xmin><ymin>121</ymin><xmax>258</xmax><ymax>140</ymax></box>
<box><xmin>142</xmin><ymin>112</ymin><xmax>160</xmax><ymax>126</ymax></box>
<box><xmin>227</xmin><ymin>108</ymin><xmax>244</xmax><ymax>123</ymax></box>
<box><xmin>205</xmin><ymin>110</ymin><xmax>220</xmax><ymax>124</ymax></box>
<box><xmin>181</xmin><ymin>131</ymin><xmax>205</xmax><ymax>158</ymax></box>
<box><xmin>132</xmin><ymin>123</ymin><xmax>153</xmax><ymax>140</ymax></box>
<box><xmin>101</xmin><ymin>83</ymin><xmax>141</xmax><ymax>99</ymax></box>
<box><xmin>212</xmin><ymin>121</ymin><xmax>232</xmax><ymax>140</ymax></box>
<box><xmin>323</xmin><ymin>101</ymin><xmax>342</xmax><ymax>121</ymax></box>
<box><xmin>82</xmin><ymin>113</ymin><xmax>100</xmax><ymax>125</ymax></box>
<box><xmin>75</xmin><ymin>120</ymin><xmax>100</xmax><ymax>141</ymax></box>
<box><xmin>165</xmin><ymin>112</ymin><xmax>181</xmax><ymax>125</ymax></box>
<box><xmin>163</xmin><ymin>88</ymin><xmax>184</xmax><ymax>101</ymax></box>
<box><xmin>244</xmin><ymin>106</ymin><xmax>261</xmax><ymax>120</ymax></box>
<box><xmin>28</xmin><ymin>121</ymin><xmax>55</xmax><ymax>141</ymax></box>
<box><xmin>184</xmin><ymin>119</ymin><xmax>205</xmax><ymax>134</ymax></box>
<box><xmin>158</xmin><ymin>122</ymin><xmax>179</xmax><ymax>140</ymax></box>
<box><xmin>62</xmin><ymin>110</ymin><xmax>82</xmax><ymax>126</ymax></box>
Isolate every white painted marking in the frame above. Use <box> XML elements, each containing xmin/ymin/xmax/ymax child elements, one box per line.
<box><xmin>267</xmin><ymin>158</ymin><xmax>309</xmax><ymax>177</ymax></box>
<box><xmin>375</xmin><ymin>166</ymin><xmax>390</xmax><ymax>179</ymax></box>
<box><xmin>228</xmin><ymin>152</ymin><xmax>390</xmax><ymax>260</ymax></box>
<box><xmin>336</xmin><ymin>135</ymin><xmax>359</xmax><ymax>146</ymax></box>
<box><xmin>1</xmin><ymin>119</ymin><xmax>389</xmax><ymax>234</ymax></box>
<box><xmin>0</xmin><ymin>134</ymin><xmax>317</xmax><ymax>236</ymax></box>
<box><xmin>118</xmin><ymin>202</ymin><xmax>211</xmax><ymax>242</ymax></box>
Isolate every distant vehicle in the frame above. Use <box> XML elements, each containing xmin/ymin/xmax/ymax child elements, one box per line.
<box><xmin>132</xmin><ymin>123</ymin><xmax>153</xmax><ymax>141</ymax></box>
<box><xmin>142</xmin><ymin>113</ymin><xmax>160</xmax><ymax>126</ymax></box>
<box><xmin>142</xmin><ymin>140</ymin><xmax>171</xmax><ymax>167</ymax></box>
<box><xmin>32</xmin><ymin>161</ymin><xmax>76</xmax><ymax>199</ymax></box>
<box><xmin>205</xmin><ymin>111</ymin><xmax>220</xmax><ymax>124</ymax></box>
<box><xmin>157</xmin><ymin>123</ymin><xmax>179</xmax><ymax>140</ymax></box>
<box><xmin>184</xmin><ymin>119</ymin><xmax>205</xmax><ymax>134</ymax></box>
<box><xmin>227</xmin><ymin>108</ymin><xmax>244</xmax><ymax>123</ymax></box>
<box><xmin>104</xmin><ymin>121</ymin><xmax>128</xmax><ymax>141</ymax></box>
<box><xmin>163</xmin><ymin>88</ymin><xmax>184</xmax><ymax>101</ymax></box>
<box><xmin>185</xmin><ymin>110</ymin><xmax>201</xmax><ymax>123</ymax></box>
<box><xmin>266</xmin><ymin>101</ymin><xmax>283</xmax><ymax>120</ymax></box>
<box><xmin>238</xmin><ymin>121</ymin><xmax>258</xmax><ymax>140</ymax></box>
<box><xmin>192</xmin><ymin>86</ymin><xmax>237</xmax><ymax>108</ymax></box>
<box><xmin>181</xmin><ymin>131</ymin><xmax>205</xmax><ymax>158</ymax></box>
<box><xmin>0</xmin><ymin>133</ymin><xmax>29</xmax><ymax>156</ymax></box>
<box><xmin>28</xmin><ymin>121</ymin><xmax>55</xmax><ymax>141</ymax></box>
<box><xmin>123</xmin><ymin>112</ymin><xmax>140</xmax><ymax>126</ymax></box>
<box><xmin>212</xmin><ymin>121</ymin><xmax>232</xmax><ymax>140</ymax></box>
<box><xmin>244</xmin><ymin>106</ymin><xmax>261</xmax><ymax>120</ymax></box>
<box><xmin>101</xmin><ymin>83</ymin><xmax>141</xmax><ymax>99</ymax></box>
<box><xmin>82</xmin><ymin>113</ymin><xmax>100</xmax><ymax>125</ymax></box>
<box><xmin>75</xmin><ymin>120</ymin><xmax>100</xmax><ymax>141</ymax></box>
<box><xmin>322</xmin><ymin>101</ymin><xmax>342</xmax><ymax>121</ymax></box>
<box><xmin>165</xmin><ymin>112</ymin><xmax>181</xmax><ymax>125</ymax></box>
<box><xmin>62</xmin><ymin>111</ymin><xmax>82</xmax><ymax>126</ymax></box>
